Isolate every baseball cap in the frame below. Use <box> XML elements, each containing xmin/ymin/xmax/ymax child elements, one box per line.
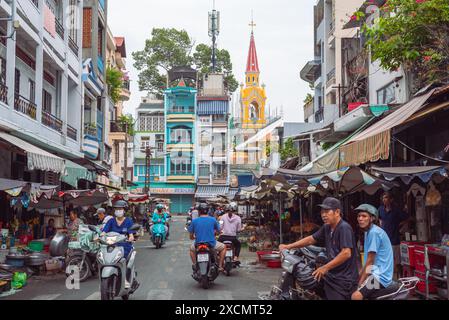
<box><xmin>317</xmin><ymin>197</ymin><xmax>342</xmax><ymax>211</ymax></box>
<box><xmin>354</xmin><ymin>204</ymin><xmax>379</xmax><ymax>218</ymax></box>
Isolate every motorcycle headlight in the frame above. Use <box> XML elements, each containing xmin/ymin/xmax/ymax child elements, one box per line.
<box><xmin>97</xmin><ymin>251</ymin><xmax>105</xmax><ymax>264</ymax></box>
<box><xmin>282</xmin><ymin>259</ymin><xmax>294</xmax><ymax>273</ymax></box>
<box><xmin>112</xmin><ymin>250</ymin><xmax>123</xmax><ymax>264</ymax></box>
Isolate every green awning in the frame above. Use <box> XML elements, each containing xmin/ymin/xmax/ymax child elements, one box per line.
<box><xmin>62</xmin><ymin>160</ymin><xmax>96</xmax><ymax>188</ymax></box>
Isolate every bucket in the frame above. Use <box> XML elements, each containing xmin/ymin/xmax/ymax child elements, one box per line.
<box><xmin>266</xmin><ymin>260</ymin><xmax>282</xmax><ymax>268</ymax></box>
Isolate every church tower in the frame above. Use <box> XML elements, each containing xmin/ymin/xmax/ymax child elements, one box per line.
<box><xmin>240</xmin><ymin>26</ymin><xmax>267</xmax><ymax>130</ymax></box>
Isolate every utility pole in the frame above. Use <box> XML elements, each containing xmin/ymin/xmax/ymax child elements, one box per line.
<box><xmin>123</xmin><ymin>121</ymin><xmax>128</xmax><ymax>189</ymax></box>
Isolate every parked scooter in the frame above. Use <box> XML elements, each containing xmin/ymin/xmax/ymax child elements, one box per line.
<box><xmin>192</xmin><ymin>242</ymin><xmax>219</xmax><ymax>289</ymax></box>
<box><xmin>88</xmin><ymin>224</ymin><xmax>141</xmax><ymax>300</ymax></box>
<box><xmin>151</xmin><ymin>223</ymin><xmax>166</xmax><ymax>249</ymax></box>
<box><xmin>266</xmin><ymin>247</ymin><xmax>420</xmax><ymax>300</ymax></box>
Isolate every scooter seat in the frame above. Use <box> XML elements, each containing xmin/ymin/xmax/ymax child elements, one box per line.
<box><xmin>223</xmin><ymin>241</ymin><xmax>233</xmax><ymax>245</ymax></box>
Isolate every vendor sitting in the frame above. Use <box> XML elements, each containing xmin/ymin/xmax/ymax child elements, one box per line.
<box><xmin>42</xmin><ymin>219</ymin><xmax>57</xmax><ymax>239</ymax></box>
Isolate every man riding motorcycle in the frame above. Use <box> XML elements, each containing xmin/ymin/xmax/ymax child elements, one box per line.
<box><xmin>188</xmin><ymin>203</ymin><xmax>226</xmax><ymax>272</ymax></box>
<box><xmin>150</xmin><ymin>204</ymin><xmax>169</xmax><ymax>236</ymax></box>
<box><xmin>279</xmin><ymin>197</ymin><xmax>359</xmax><ymax>300</ymax></box>
<box><xmin>352</xmin><ymin>204</ymin><xmax>394</xmax><ymax>300</ymax></box>
<box><xmin>102</xmin><ymin>200</ymin><xmax>138</xmax><ymax>289</ymax></box>
<box><xmin>218</xmin><ymin>202</ymin><xmax>242</xmax><ymax>262</ymax></box>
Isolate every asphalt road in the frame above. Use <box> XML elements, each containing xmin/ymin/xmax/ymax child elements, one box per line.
<box><xmin>2</xmin><ymin>216</ymin><xmax>279</xmax><ymax>300</ymax></box>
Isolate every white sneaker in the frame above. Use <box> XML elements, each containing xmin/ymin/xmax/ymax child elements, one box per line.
<box><xmin>125</xmin><ymin>280</ymin><xmax>131</xmax><ymax>289</ymax></box>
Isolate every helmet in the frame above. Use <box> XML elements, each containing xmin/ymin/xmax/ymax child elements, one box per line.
<box><xmin>354</xmin><ymin>204</ymin><xmax>379</xmax><ymax>218</ymax></box>
<box><xmin>113</xmin><ymin>200</ymin><xmax>128</xmax><ymax>209</ymax></box>
<box><xmin>229</xmin><ymin>202</ymin><xmax>238</xmax><ymax>212</ymax></box>
<box><xmin>197</xmin><ymin>203</ymin><xmax>209</xmax><ymax>215</ymax></box>
<box><xmin>156</xmin><ymin>203</ymin><xmax>165</xmax><ymax>210</ymax></box>
<box><xmin>94</xmin><ymin>208</ymin><xmax>105</xmax><ymax>217</ymax></box>
<box><xmin>295</xmin><ymin>261</ymin><xmax>319</xmax><ymax>291</ymax></box>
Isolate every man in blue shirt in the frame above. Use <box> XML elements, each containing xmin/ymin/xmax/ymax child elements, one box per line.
<box><xmin>378</xmin><ymin>192</ymin><xmax>408</xmax><ymax>276</ymax></box>
<box><xmin>188</xmin><ymin>204</ymin><xmax>226</xmax><ymax>271</ymax></box>
<box><xmin>352</xmin><ymin>204</ymin><xmax>394</xmax><ymax>300</ymax></box>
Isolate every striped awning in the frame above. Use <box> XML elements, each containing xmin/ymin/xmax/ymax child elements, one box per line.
<box><xmin>197</xmin><ymin>100</ymin><xmax>229</xmax><ymax>115</ymax></box>
<box><xmin>195</xmin><ymin>185</ymin><xmax>229</xmax><ymax>199</ymax></box>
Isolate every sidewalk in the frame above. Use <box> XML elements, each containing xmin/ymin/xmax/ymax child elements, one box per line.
<box><xmin>237</xmin><ymin>246</ymin><xmax>281</xmax><ymax>288</ymax></box>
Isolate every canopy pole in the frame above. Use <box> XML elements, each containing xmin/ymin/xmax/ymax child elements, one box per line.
<box><xmin>299</xmin><ymin>195</ymin><xmax>303</xmax><ymax>239</ymax></box>
<box><xmin>279</xmin><ymin>193</ymin><xmax>283</xmax><ymax>244</ymax></box>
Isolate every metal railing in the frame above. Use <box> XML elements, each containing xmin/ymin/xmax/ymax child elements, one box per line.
<box><xmin>168</xmin><ymin>106</ymin><xmax>195</xmax><ymax>114</ymax></box>
<box><xmin>30</xmin><ymin>0</ymin><xmax>39</xmax><ymax>8</ymax></box>
<box><xmin>326</xmin><ymin>68</ymin><xmax>336</xmax><ymax>85</ymax></box>
<box><xmin>84</xmin><ymin>123</ymin><xmax>97</xmax><ymax>136</ymax></box>
<box><xmin>122</xmin><ymin>80</ymin><xmax>130</xmax><ymax>91</ymax></box>
<box><xmin>110</xmin><ymin>121</ymin><xmax>126</xmax><ymax>133</ymax></box>
<box><xmin>69</xmin><ymin>37</ymin><xmax>78</xmax><ymax>56</ymax></box>
<box><xmin>55</xmin><ymin>19</ymin><xmax>64</xmax><ymax>39</ymax></box>
<box><xmin>0</xmin><ymin>83</ymin><xmax>8</xmax><ymax>105</ymax></box>
<box><xmin>67</xmin><ymin>124</ymin><xmax>77</xmax><ymax>141</ymax></box>
<box><xmin>14</xmin><ymin>94</ymin><xmax>37</xmax><ymax>120</ymax></box>
<box><xmin>42</xmin><ymin>110</ymin><xmax>63</xmax><ymax>133</ymax></box>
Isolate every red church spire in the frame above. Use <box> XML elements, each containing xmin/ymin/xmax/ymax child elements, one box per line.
<box><xmin>246</xmin><ymin>32</ymin><xmax>260</xmax><ymax>74</ymax></box>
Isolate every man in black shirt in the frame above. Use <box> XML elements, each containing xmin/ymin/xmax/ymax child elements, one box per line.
<box><xmin>279</xmin><ymin>197</ymin><xmax>359</xmax><ymax>300</ymax></box>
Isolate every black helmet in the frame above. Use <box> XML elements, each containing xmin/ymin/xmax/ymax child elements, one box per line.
<box><xmin>113</xmin><ymin>200</ymin><xmax>128</xmax><ymax>209</ymax></box>
<box><xmin>198</xmin><ymin>203</ymin><xmax>209</xmax><ymax>215</ymax></box>
<box><xmin>295</xmin><ymin>262</ymin><xmax>319</xmax><ymax>291</ymax></box>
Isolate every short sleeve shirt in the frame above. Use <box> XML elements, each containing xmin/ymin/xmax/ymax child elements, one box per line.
<box><xmin>379</xmin><ymin>205</ymin><xmax>408</xmax><ymax>245</ymax></box>
<box><xmin>364</xmin><ymin>225</ymin><xmax>394</xmax><ymax>287</ymax></box>
<box><xmin>188</xmin><ymin>216</ymin><xmax>220</xmax><ymax>247</ymax></box>
<box><xmin>312</xmin><ymin>220</ymin><xmax>359</xmax><ymax>294</ymax></box>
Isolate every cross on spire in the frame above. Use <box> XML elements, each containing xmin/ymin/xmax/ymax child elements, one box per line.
<box><xmin>249</xmin><ymin>10</ymin><xmax>256</xmax><ymax>33</ymax></box>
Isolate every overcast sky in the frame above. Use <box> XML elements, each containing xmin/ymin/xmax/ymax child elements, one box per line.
<box><xmin>108</xmin><ymin>0</ymin><xmax>315</xmax><ymax>122</ymax></box>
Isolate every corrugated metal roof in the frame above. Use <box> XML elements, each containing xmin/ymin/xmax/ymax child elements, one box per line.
<box><xmin>197</xmin><ymin>100</ymin><xmax>229</xmax><ymax>115</ymax></box>
<box><xmin>195</xmin><ymin>185</ymin><xmax>229</xmax><ymax>199</ymax></box>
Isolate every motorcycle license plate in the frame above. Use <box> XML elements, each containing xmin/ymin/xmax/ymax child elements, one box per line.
<box><xmin>197</xmin><ymin>254</ymin><xmax>209</xmax><ymax>262</ymax></box>
<box><xmin>226</xmin><ymin>250</ymin><xmax>233</xmax><ymax>257</ymax></box>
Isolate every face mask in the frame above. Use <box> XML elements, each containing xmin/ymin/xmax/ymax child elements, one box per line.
<box><xmin>115</xmin><ymin>210</ymin><xmax>125</xmax><ymax>218</ymax></box>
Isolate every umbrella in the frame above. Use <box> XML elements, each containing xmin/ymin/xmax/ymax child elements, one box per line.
<box><xmin>30</xmin><ymin>189</ymin><xmax>109</xmax><ymax>210</ymax></box>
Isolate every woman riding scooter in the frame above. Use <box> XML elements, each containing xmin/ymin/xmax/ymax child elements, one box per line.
<box><xmin>102</xmin><ymin>200</ymin><xmax>137</xmax><ymax>289</ymax></box>
<box><xmin>150</xmin><ymin>204</ymin><xmax>169</xmax><ymax>236</ymax></box>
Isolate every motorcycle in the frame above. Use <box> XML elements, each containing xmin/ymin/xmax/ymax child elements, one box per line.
<box><xmin>222</xmin><ymin>240</ymin><xmax>240</xmax><ymax>276</ymax></box>
<box><xmin>65</xmin><ymin>225</ymin><xmax>101</xmax><ymax>282</ymax></box>
<box><xmin>151</xmin><ymin>223</ymin><xmax>166</xmax><ymax>249</ymax></box>
<box><xmin>88</xmin><ymin>224</ymin><xmax>141</xmax><ymax>300</ymax></box>
<box><xmin>192</xmin><ymin>242</ymin><xmax>219</xmax><ymax>289</ymax></box>
<box><xmin>266</xmin><ymin>246</ymin><xmax>420</xmax><ymax>301</ymax></box>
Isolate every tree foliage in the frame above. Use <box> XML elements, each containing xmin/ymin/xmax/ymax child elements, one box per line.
<box><xmin>133</xmin><ymin>28</ymin><xmax>238</xmax><ymax>98</ymax></box>
<box><xmin>280</xmin><ymin>138</ymin><xmax>299</xmax><ymax>161</ymax></box>
<box><xmin>118</xmin><ymin>114</ymin><xmax>135</xmax><ymax>136</ymax></box>
<box><xmin>361</xmin><ymin>0</ymin><xmax>449</xmax><ymax>90</ymax></box>
<box><xmin>106</xmin><ymin>67</ymin><xmax>123</xmax><ymax>104</ymax></box>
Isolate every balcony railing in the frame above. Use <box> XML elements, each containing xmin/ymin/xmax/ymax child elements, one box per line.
<box><xmin>110</xmin><ymin>121</ymin><xmax>126</xmax><ymax>133</ymax></box>
<box><xmin>84</xmin><ymin>124</ymin><xmax>97</xmax><ymax>136</ymax></box>
<box><xmin>69</xmin><ymin>37</ymin><xmax>78</xmax><ymax>57</ymax></box>
<box><xmin>30</xmin><ymin>0</ymin><xmax>39</xmax><ymax>8</ymax></box>
<box><xmin>42</xmin><ymin>110</ymin><xmax>63</xmax><ymax>133</ymax></box>
<box><xmin>14</xmin><ymin>94</ymin><xmax>37</xmax><ymax>120</ymax></box>
<box><xmin>67</xmin><ymin>124</ymin><xmax>77</xmax><ymax>141</ymax></box>
<box><xmin>0</xmin><ymin>83</ymin><xmax>8</xmax><ymax>105</ymax></box>
<box><xmin>326</xmin><ymin>68</ymin><xmax>336</xmax><ymax>87</ymax></box>
<box><xmin>122</xmin><ymin>80</ymin><xmax>130</xmax><ymax>91</ymax></box>
<box><xmin>55</xmin><ymin>19</ymin><xmax>64</xmax><ymax>39</ymax></box>
<box><xmin>168</xmin><ymin>106</ymin><xmax>195</xmax><ymax>114</ymax></box>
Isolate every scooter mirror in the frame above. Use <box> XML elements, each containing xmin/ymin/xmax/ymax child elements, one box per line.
<box><xmin>88</xmin><ymin>225</ymin><xmax>97</xmax><ymax>232</ymax></box>
<box><xmin>129</xmin><ymin>223</ymin><xmax>142</xmax><ymax>232</ymax></box>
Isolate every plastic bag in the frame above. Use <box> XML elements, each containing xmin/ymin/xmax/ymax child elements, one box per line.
<box><xmin>11</xmin><ymin>272</ymin><xmax>27</xmax><ymax>289</ymax></box>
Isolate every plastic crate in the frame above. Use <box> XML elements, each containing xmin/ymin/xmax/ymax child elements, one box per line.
<box><xmin>400</xmin><ymin>241</ymin><xmax>429</xmax><ymax>267</ymax></box>
<box><xmin>415</xmin><ymin>270</ymin><xmax>438</xmax><ymax>294</ymax></box>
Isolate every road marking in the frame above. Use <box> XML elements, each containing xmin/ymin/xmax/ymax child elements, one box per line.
<box><xmin>207</xmin><ymin>290</ymin><xmax>233</xmax><ymax>301</ymax></box>
<box><xmin>84</xmin><ymin>291</ymin><xmax>100</xmax><ymax>300</ymax></box>
<box><xmin>146</xmin><ymin>289</ymin><xmax>174</xmax><ymax>300</ymax></box>
<box><xmin>158</xmin><ymin>281</ymin><xmax>168</xmax><ymax>289</ymax></box>
<box><xmin>32</xmin><ymin>294</ymin><xmax>61</xmax><ymax>300</ymax></box>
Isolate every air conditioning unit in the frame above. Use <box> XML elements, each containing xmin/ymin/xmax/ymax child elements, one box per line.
<box><xmin>301</xmin><ymin>156</ymin><xmax>310</xmax><ymax>165</ymax></box>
